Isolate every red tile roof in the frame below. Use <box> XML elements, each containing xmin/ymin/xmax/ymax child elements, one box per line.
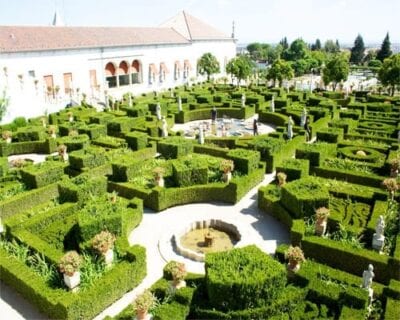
<box><xmin>0</xmin><ymin>26</ymin><xmax>190</xmax><ymax>53</ymax></box>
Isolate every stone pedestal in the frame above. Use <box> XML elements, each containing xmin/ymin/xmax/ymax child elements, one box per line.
<box><xmin>372</xmin><ymin>233</ymin><xmax>385</xmax><ymax>252</ymax></box>
<box><xmin>315</xmin><ymin>220</ymin><xmax>327</xmax><ymax>236</ymax></box>
<box><xmin>223</xmin><ymin>171</ymin><xmax>232</xmax><ymax>183</ymax></box>
<box><xmin>155</xmin><ymin>177</ymin><xmax>164</xmax><ymax>187</ymax></box>
<box><xmin>63</xmin><ymin>272</ymin><xmax>80</xmax><ymax>291</ymax></box>
<box><xmin>170</xmin><ymin>280</ymin><xmax>186</xmax><ymax>290</ymax></box>
<box><xmin>104</xmin><ymin>249</ymin><xmax>114</xmax><ymax>266</ymax></box>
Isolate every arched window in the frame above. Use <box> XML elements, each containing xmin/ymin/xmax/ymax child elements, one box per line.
<box><xmin>174</xmin><ymin>61</ymin><xmax>182</xmax><ymax>80</ymax></box>
<box><xmin>149</xmin><ymin>63</ymin><xmax>157</xmax><ymax>85</ymax></box>
<box><xmin>131</xmin><ymin>60</ymin><xmax>141</xmax><ymax>84</ymax></box>
<box><xmin>118</xmin><ymin>61</ymin><xmax>129</xmax><ymax>86</ymax></box>
<box><xmin>159</xmin><ymin>63</ymin><xmax>169</xmax><ymax>83</ymax></box>
<box><xmin>183</xmin><ymin>60</ymin><xmax>192</xmax><ymax>79</ymax></box>
<box><xmin>105</xmin><ymin>62</ymin><xmax>117</xmax><ymax>88</ymax></box>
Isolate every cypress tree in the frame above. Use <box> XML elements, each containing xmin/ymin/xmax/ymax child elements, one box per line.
<box><xmin>377</xmin><ymin>32</ymin><xmax>392</xmax><ymax>62</ymax></box>
<box><xmin>350</xmin><ymin>34</ymin><xmax>365</xmax><ymax>65</ymax></box>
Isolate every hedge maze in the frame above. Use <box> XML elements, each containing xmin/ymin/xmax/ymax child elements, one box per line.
<box><xmin>1</xmin><ymin>83</ymin><xmax>400</xmax><ymax>319</ymax></box>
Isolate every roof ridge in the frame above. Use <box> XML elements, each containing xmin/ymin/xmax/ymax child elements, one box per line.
<box><xmin>182</xmin><ymin>11</ymin><xmax>193</xmax><ymax>41</ymax></box>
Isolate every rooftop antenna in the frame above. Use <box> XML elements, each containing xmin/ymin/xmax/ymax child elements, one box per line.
<box><xmin>231</xmin><ymin>20</ymin><xmax>235</xmax><ymax>39</ymax></box>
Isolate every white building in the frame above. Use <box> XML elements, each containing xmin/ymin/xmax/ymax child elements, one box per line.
<box><xmin>0</xmin><ymin>11</ymin><xmax>236</xmax><ymax>123</ymax></box>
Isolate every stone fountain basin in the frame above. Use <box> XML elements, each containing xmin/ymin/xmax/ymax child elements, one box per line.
<box><xmin>173</xmin><ymin>219</ymin><xmax>242</xmax><ymax>262</ymax></box>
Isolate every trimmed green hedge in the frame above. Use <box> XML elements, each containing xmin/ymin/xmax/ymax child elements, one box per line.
<box><xmin>275</xmin><ymin>158</ymin><xmax>309</xmax><ymax>181</ymax></box>
<box><xmin>69</xmin><ymin>146</ymin><xmax>107</xmax><ymax>170</ymax></box>
<box><xmin>0</xmin><ymin>183</ymin><xmax>59</xmax><ymax>218</ymax></box>
<box><xmin>205</xmin><ymin>245</ymin><xmax>286</xmax><ymax>311</ymax></box>
<box><xmin>227</xmin><ymin>148</ymin><xmax>260</xmax><ymax>174</ymax></box>
<box><xmin>281</xmin><ymin>177</ymin><xmax>330</xmax><ymax>218</ymax></box>
<box><xmin>157</xmin><ymin>137</ymin><xmax>193</xmax><ymax>159</ymax></box>
<box><xmin>0</xmin><ymin>245</ymin><xmax>146</xmax><ymax>320</ymax></box>
<box><xmin>125</xmin><ymin>131</ymin><xmax>148</xmax><ymax>150</ymax></box>
<box><xmin>172</xmin><ymin>158</ymin><xmax>208</xmax><ymax>187</ymax></box>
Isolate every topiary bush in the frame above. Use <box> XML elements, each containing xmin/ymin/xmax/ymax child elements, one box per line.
<box><xmin>205</xmin><ymin>245</ymin><xmax>286</xmax><ymax>312</ymax></box>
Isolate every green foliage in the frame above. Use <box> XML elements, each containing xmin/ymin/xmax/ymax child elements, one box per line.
<box><xmin>197</xmin><ymin>53</ymin><xmax>220</xmax><ymax>80</ymax></box>
<box><xmin>227</xmin><ymin>148</ymin><xmax>260</xmax><ymax>174</ymax></box>
<box><xmin>125</xmin><ymin>131</ymin><xmax>148</xmax><ymax>150</ymax></box>
<box><xmin>20</xmin><ymin>161</ymin><xmax>66</xmax><ymax>189</ymax></box>
<box><xmin>225</xmin><ymin>55</ymin><xmax>254</xmax><ymax>85</ymax></box>
<box><xmin>323</xmin><ymin>53</ymin><xmax>349</xmax><ymax>90</ymax></box>
<box><xmin>157</xmin><ymin>137</ymin><xmax>193</xmax><ymax>159</ymax></box>
<box><xmin>69</xmin><ymin>146</ymin><xmax>107</xmax><ymax>170</ymax></box>
<box><xmin>205</xmin><ymin>245</ymin><xmax>286</xmax><ymax>311</ymax></box>
<box><xmin>172</xmin><ymin>156</ymin><xmax>209</xmax><ymax>187</ymax></box>
<box><xmin>376</xmin><ymin>32</ymin><xmax>392</xmax><ymax>62</ymax></box>
<box><xmin>266</xmin><ymin>59</ymin><xmax>294</xmax><ymax>86</ymax></box>
<box><xmin>281</xmin><ymin>177</ymin><xmax>330</xmax><ymax>218</ymax></box>
<box><xmin>378</xmin><ymin>53</ymin><xmax>400</xmax><ymax>96</ymax></box>
<box><xmin>350</xmin><ymin>34</ymin><xmax>365</xmax><ymax>65</ymax></box>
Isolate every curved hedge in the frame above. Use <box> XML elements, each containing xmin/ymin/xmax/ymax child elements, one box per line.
<box><xmin>338</xmin><ymin>146</ymin><xmax>385</xmax><ymax>163</ymax></box>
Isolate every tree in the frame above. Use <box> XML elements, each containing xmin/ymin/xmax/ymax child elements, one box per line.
<box><xmin>368</xmin><ymin>59</ymin><xmax>382</xmax><ymax>68</ymax></box>
<box><xmin>350</xmin><ymin>34</ymin><xmax>365</xmax><ymax>65</ymax></box>
<box><xmin>279</xmin><ymin>37</ymin><xmax>289</xmax><ymax>50</ymax></box>
<box><xmin>322</xmin><ymin>53</ymin><xmax>349</xmax><ymax>91</ymax></box>
<box><xmin>377</xmin><ymin>32</ymin><xmax>392</xmax><ymax>62</ymax></box>
<box><xmin>226</xmin><ymin>55</ymin><xmax>254</xmax><ymax>86</ymax></box>
<box><xmin>266</xmin><ymin>59</ymin><xmax>294</xmax><ymax>87</ymax></box>
<box><xmin>283</xmin><ymin>38</ymin><xmax>309</xmax><ymax>61</ymax></box>
<box><xmin>311</xmin><ymin>39</ymin><xmax>322</xmax><ymax>51</ymax></box>
<box><xmin>197</xmin><ymin>53</ymin><xmax>220</xmax><ymax>80</ymax></box>
<box><xmin>378</xmin><ymin>54</ymin><xmax>400</xmax><ymax>96</ymax></box>
<box><xmin>324</xmin><ymin>40</ymin><xmax>339</xmax><ymax>53</ymax></box>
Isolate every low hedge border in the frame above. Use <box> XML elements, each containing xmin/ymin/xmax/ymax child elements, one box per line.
<box><xmin>0</xmin><ymin>183</ymin><xmax>59</xmax><ymax>219</ymax></box>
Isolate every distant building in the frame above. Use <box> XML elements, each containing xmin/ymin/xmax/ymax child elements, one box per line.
<box><xmin>0</xmin><ymin>11</ymin><xmax>236</xmax><ymax>123</ymax></box>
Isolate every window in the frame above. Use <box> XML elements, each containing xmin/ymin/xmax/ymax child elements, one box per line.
<box><xmin>63</xmin><ymin>73</ymin><xmax>73</xmax><ymax>95</ymax></box>
<box><xmin>183</xmin><ymin>60</ymin><xmax>192</xmax><ymax>79</ymax></box>
<box><xmin>174</xmin><ymin>61</ymin><xmax>182</xmax><ymax>80</ymax></box>
<box><xmin>159</xmin><ymin>63</ymin><xmax>169</xmax><ymax>83</ymax></box>
<box><xmin>28</xmin><ymin>70</ymin><xmax>35</xmax><ymax>78</ymax></box>
<box><xmin>149</xmin><ymin>64</ymin><xmax>157</xmax><ymax>84</ymax></box>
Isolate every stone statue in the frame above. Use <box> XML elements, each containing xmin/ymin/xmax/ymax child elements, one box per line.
<box><xmin>270</xmin><ymin>96</ymin><xmax>275</xmax><ymax>113</ymax></box>
<box><xmin>198</xmin><ymin>124</ymin><xmax>204</xmax><ymax>144</ymax></box>
<box><xmin>375</xmin><ymin>215</ymin><xmax>385</xmax><ymax>240</ymax></box>
<box><xmin>156</xmin><ymin>103</ymin><xmax>162</xmax><ymax>120</ymax></box>
<box><xmin>300</xmin><ymin>107</ymin><xmax>307</xmax><ymax>127</ymax></box>
<box><xmin>287</xmin><ymin>116</ymin><xmax>294</xmax><ymax>140</ymax></box>
<box><xmin>362</xmin><ymin>264</ymin><xmax>375</xmax><ymax>290</ymax></box>
<box><xmin>372</xmin><ymin>215</ymin><xmax>385</xmax><ymax>252</ymax></box>
<box><xmin>241</xmin><ymin>94</ymin><xmax>246</xmax><ymax>108</ymax></box>
<box><xmin>177</xmin><ymin>96</ymin><xmax>182</xmax><ymax>112</ymax></box>
<box><xmin>162</xmin><ymin>116</ymin><xmax>168</xmax><ymax>137</ymax></box>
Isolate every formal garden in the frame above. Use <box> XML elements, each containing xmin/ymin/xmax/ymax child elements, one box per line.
<box><xmin>0</xmin><ymin>81</ymin><xmax>399</xmax><ymax>319</ymax></box>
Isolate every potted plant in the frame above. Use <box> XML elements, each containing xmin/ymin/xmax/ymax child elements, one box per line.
<box><xmin>59</xmin><ymin>251</ymin><xmax>82</xmax><ymax>290</ymax></box>
<box><xmin>92</xmin><ymin>230</ymin><xmax>116</xmax><ymax>265</ymax></box>
<box><xmin>285</xmin><ymin>246</ymin><xmax>305</xmax><ymax>273</ymax></box>
<box><xmin>48</xmin><ymin>125</ymin><xmax>57</xmax><ymax>139</ymax></box>
<box><xmin>276</xmin><ymin>172</ymin><xmax>287</xmax><ymax>187</ymax></box>
<box><xmin>153</xmin><ymin>167</ymin><xmax>165</xmax><ymax>187</ymax></box>
<box><xmin>382</xmin><ymin>178</ymin><xmax>399</xmax><ymax>201</ymax></box>
<box><xmin>165</xmin><ymin>261</ymin><xmax>187</xmax><ymax>289</ymax></box>
<box><xmin>315</xmin><ymin>207</ymin><xmax>330</xmax><ymax>236</ymax></box>
<box><xmin>2</xmin><ymin>130</ymin><xmax>12</xmax><ymax>143</ymax></box>
<box><xmin>58</xmin><ymin>144</ymin><xmax>69</xmax><ymax>162</ymax></box>
<box><xmin>132</xmin><ymin>289</ymin><xmax>156</xmax><ymax>320</ymax></box>
<box><xmin>390</xmin><ymin>158</ymin><xmax>400</xmax><ymax>177</ymax></box>
<box><xmin>109</xmin><ymin>191</ymin><xmax>118</xmax><ymax>204</ymax></box>
<box><xmin>220</xmin><ymin>159</ymin><xmax>234</xmax><ymax>182</ymax></box>
<box><xmin>67</xmin><ymin>111</ymin><xmax>74</xmax><ymax>122</ymax></box>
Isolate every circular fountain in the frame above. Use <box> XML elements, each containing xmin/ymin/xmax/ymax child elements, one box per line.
<box><xmin>173</xmin><ymin>219</ymin><xmax>241</xmax><ymax>262</ymax></box>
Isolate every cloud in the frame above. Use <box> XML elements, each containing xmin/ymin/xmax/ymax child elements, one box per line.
<box><xmin>217</xmin><ymin>0</ymin><xmax>231</xmax><ymax>8</ymax></box>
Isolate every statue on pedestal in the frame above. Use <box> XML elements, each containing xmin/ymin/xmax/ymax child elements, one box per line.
<box><xmin>161</xmin><ymin>116</ymin><xmax>168</xmax><ymax>137</ymax></box>
<box><xmin>287</xmin><ymin>116</ymin><xmax>294</xmax><ymax>140</ymax></box>
<box><xmin>270</xmin><ymin>96</ymin><xmax>275</xmax><ymax>113</ymax></box>
<box><xmin>300</xmin><ymin>107</ymin><xmax>307</xmax><ymax>127</ymax></box>
<box><xmin>156</xmin><ymin>103</ymin><xmax>162</xmax><ymax>120</ymax></box>
<box><xmin>372</xmin><ymin>215</ymin><xmax>385</xmax><ymax>252</ymax></box>
<box><xmin>177</xmin><ymin>96</ymin><xmax>182</xmax><ymax>112</ymax></box>
<box><xmin>362</xmin><ymin>264</ymin><xmax>375</xmax><ymax>291</ymax></box>
<box><xmin>241</xmin><ymin>94</ymin><xmax>246</xmax><ymax>108</ymax></box>
<box><xmin>198</xmin><ymin>124</ymin><xmax>204</xmax><ymax>144</ymax></box>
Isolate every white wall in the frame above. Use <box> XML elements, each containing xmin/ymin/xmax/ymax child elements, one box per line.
<box><xmin>0</xmin><ymin>39</ymin><xmax>236</xmax><ymax>124</ymax></box>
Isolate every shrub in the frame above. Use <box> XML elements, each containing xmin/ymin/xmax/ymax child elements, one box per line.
<box><xmin>172</xmin><ymin>157</ymin><xmax>208</xmax><ymax>187</ymax></box>
<box><xmin>205</xmin><ymin>245</ymin><xmax>286</xmax><ymax>311</ymax></box>
<box><xmin>227</xmin><ymin>148</ymin><xmax>260</xmax><ymax>174</ymax></box>
<box><xmin>20</xmin><ymin>161</ymin><xmax>66</xmax><ymax>189</ymax></box>
<box><xmin>157</xmin><ymin>137</ymin><xmax>193</xmax><ymax>159</ymax></box>
<box><xmin>125</xmin><ymin>131</ymin><xmax>148</xmax><ymax>150</ymax></box>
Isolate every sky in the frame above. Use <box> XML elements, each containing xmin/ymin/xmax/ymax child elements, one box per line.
<box><xmin>0</xmin><ymin>0</ymin><xmax>398</xmax><ymax>45</ymax></box>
